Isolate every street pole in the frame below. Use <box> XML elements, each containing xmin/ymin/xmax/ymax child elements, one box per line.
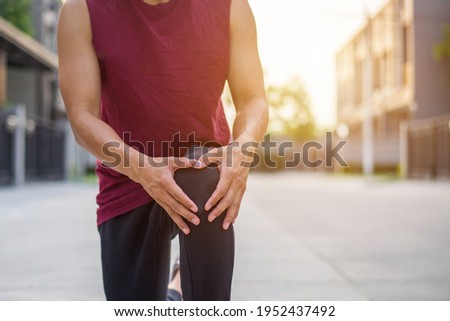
<box><xmin>362</xmin><ymin>10</ymin><xmax>374</xmax><ymax>176</ymax></box>
<box><xmin>13</xmin><ymin>104</ymin><xmax>26</xmax><ymax>186</ymax></box>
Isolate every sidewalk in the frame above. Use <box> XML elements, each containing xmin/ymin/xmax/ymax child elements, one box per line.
<box><xmin>1</xmin><ymin>173</ymin><xmax>449</xmax><ymax>300</ymax></box>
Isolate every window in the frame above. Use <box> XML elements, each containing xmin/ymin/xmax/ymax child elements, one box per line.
<box><xmin>402</xmin><ymin>25</ymin><xmax>409</xmax><ymax>64</ymax></box>
<box><xmin>355</xmin><ymin>60</ymin><xmax>363</xmax><ymax>104</ymax></box>
<box><xmin>373</xmin><ymin>56</ymin><xmax>381</xmax><ymax>91</ymax></box>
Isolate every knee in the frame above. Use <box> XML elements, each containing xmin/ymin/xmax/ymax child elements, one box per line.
<box><xmin>174</xmin><ymin>166</ymin><xmax>220</xmax><ymax>212</ymax></box>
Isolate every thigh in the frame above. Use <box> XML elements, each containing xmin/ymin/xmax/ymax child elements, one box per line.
<box><xmin>174</xmin><ymin>147</ymin><xmax>235</xmax><ymax>301</ymax></box>
<box><xmin>98</xmin><ymin>201</ymin><xmax>177</xmax><ymax>301</ymax></box>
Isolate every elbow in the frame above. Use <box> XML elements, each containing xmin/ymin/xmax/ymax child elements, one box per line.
<box><xmin>73</xmin><ymin>132</ymin><xmax>85</xmax><ymax>148</ymax></box>
<box><xmin>71</xmin><ymin>125</ymin><xmax>87</xmax><ymax>150</ymax></box>
<box><xmin>67</xmin><ymin>113</ymin><xmax>88</xmax><ymax>149</ymax></box>
<box><xmin>258</xmin><ymin>97</ymin><xmax>270</xmax><ymax>129</ymax></box>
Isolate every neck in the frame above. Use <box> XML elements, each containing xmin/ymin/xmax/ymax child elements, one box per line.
<box><xmin>142</xmin><ymin>0</ymin><xmax>170</xmax><ymax>5</ymax></box>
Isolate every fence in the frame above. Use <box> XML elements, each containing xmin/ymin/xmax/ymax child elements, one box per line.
<box><xmin>0</xmin><ymin>107</ymin><xmax>65</xmax><ymax>185</ymax></box>
<box><xmin>25</xmin><ymin>121</ymin><xmax>65</xmax><ymax>181</ymax></box>
<box><xmin>0</xmin><ymin>110</ymin><xmax>14</xmax><ymax>184</ymax></box>
<box><xmin>407</xmin><ymin>114</ymin><xmax>450</xmax><ymax>179</ymax></box>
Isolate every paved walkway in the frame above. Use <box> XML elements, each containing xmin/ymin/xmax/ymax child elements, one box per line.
<box><xmin>1</xmin><ymin>173</ymin><xmax>449</xmax><ymax>300</ymax></box>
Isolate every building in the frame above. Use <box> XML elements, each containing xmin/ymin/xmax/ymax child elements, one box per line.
<box><xmin>336</xmin><ymin>0</ymin><xmax>450</xmax><ymax>173</ymax></box>
<box><xmin>31</xmin><ymin>0</ymin><xmax>62</xmax><ymax>53</ymax></box>
<box><xmin>6</xmin><ymin>0</ymin><xmax>63</xmax><ymax>128</ymax></box>
<box><xmin>0</xmin><ymin>1</ymin><xmax>69</xmax><ymax>185</ymax></box>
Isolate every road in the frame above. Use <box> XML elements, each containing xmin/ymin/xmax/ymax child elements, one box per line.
<box><xmin>1</xmin><ymin>172</ymin><xmax>449</xmax><ymax>300</ymax></box>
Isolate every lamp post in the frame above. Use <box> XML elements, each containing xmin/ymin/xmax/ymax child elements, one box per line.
<box><xmin>42</xmin><ymin>1</ymin><xmax>59</xmax><ymax>53</ymax></box>
<box><xmin>6</xmin><ymin>105</ymin><xmax>27</xmax><ymax>186</ymax></box>
<box><xmin>362</xmin><ymin>9</ymin><xmax>374</xmax><ymax>176</ymax></box>
<box><xmin>336</xmin><ymin>123</ymin><xmax>349</xmax><ymax>140</ymax></box>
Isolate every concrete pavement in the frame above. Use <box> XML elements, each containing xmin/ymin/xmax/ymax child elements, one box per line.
<box><xmin>0</xmin><ymin>172</ymin><xmax>449</xmax><ymax>300</ymax></box>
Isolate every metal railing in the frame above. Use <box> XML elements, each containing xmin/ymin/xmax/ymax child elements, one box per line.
<box><xmin>0</xmin><ymin>110</ymin><xmax>14</xmax><ymax>185</ymax></box>
<box><xmin>26</xmin><ymin>121</ymin><xmax>65</xmax><ymax>181</ymax></box>
<box><xmin>0</xmin><ymin>106</ymin><xmax>65</xmax><ymax>186</ymax></box>
<box><xmin>407</xmin><ymin>114</ymin><xmax>450</xmax><ymax>179</ymax></box>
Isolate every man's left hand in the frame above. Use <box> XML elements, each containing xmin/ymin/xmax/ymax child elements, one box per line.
<box><xmin>197</xmin><ymin>142</ymin><xmax>256</xmax><ymax>230</ymax></box>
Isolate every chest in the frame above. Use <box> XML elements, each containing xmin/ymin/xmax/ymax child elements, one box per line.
<box><xmin>91</xmin><ymin>1</ymin><xmax>230</xmax><ymax>81</ymax></box>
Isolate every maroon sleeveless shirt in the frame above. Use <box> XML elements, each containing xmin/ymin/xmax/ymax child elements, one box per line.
<box><xmin>86</xmin><ymin>0</ymin><xmax>232</xmax><ymax>226</ymax></box>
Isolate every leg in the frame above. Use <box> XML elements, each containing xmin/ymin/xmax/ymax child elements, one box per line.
<box><xmin>174</xmin><ymin>146</ymin><xmax>235</xmax><ymax>301</ymax></box>
<box><xmin>98</xmin><ymin>202</ymin><xmax>177</xmax><ymax>301</ymax></box>
<box><xmin>167</xmin><ymin>257</ymin><xmax>182</xmax><ymax>301</ymax></box>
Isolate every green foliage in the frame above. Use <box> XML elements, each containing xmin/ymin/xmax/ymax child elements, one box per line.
<box><xmin>267</xmin><ymin>77</ymin><xmax>316</xmax><ymax>141</ymax></box>
<box><xmin>0</xmin><ymin>0</ymin><xmax>33</xmax><ymax>36</ymax></box>
<box><xmin>433</xmin><ymin>25</ymin><xmax>450</xmax><ymax>78</ymax></box>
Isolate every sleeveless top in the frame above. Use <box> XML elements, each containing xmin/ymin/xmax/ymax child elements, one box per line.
<box><xmin>85</xmin><ymin>0</ymin><xmax>232</xmax><ymax>226</ymax></box>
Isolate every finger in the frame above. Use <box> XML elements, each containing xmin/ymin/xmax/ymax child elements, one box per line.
<box><xmin>164</xmin><ymin>192</ymin><xmax>200</xmax><ymax>225</ymax></box>
<box><xmin>208</xmin><ymin>189</ymin><xmax>236</xmax><ymax>222</ymax></box>
<box><xmin>205</xmin><ymin>170</ymin><xmax>233</xmax><ymax>211</ymax></box>
<box><xmin>159</xmin><ymin>201</ymin><xmax>191</xmax><ymax>235</ymax></box>
<box><xmin>223</xmin><ymin>193</ymin><xmax>244</xmax><ymax>230</ymax></box>
<box><xmin>165</xmin><ymin>176</ymin><xmax>199</xmax><ymax>213</ymax></box>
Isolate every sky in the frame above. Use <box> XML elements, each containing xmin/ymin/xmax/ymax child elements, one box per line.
<box><xmin>248</xmin><ymin>0</ymin><xmax>388</xmax><ymax>128</ymax></box>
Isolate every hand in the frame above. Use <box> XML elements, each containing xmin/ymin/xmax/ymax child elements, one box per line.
<box><xmin>197</xmin><ymin>142</ymin><xmax>255</xmax><ymax>230</ymax></box>
<box><xmin>136</xmin><ymin>156</ymin><xmax>200</xmax><ymax>235</ymax></box>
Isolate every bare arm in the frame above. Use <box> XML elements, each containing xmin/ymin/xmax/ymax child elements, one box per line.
<box><xmin>58</xmin><ymin>0</ymin><xmax>199</xmax><ymax>233</ymax></box>
<box><xmin>58</xmin><ymin>0</ymin><xmax>130</xmax><ymax>175</ymax></box>
<box><xmin>199</xmin><ymin>0</ymin><xmax>269</xmax><ymax>229</ymax></box>
<box><xmin>228</xmin><ymin>0</ymin><xmax>268</xmax><ymax>145</ymax></box>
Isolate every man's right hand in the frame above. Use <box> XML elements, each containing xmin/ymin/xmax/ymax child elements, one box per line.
<box><xmin>134</xmin><ymin>156</ymin><xmax>200</xmax><ymax>235</ymax></box>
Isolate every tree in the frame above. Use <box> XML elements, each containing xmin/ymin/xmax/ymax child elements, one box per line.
<box><xmin>433</xmin><ymin>25</ymin><xmax>450</xmax><ymax>78</ymax></box>
<box><xmin>266</xmin><ymin>77</ymin><xmax>316</xmax><ymax>141</ymax></box>
<box><xmin>0</xmin><ymin>0</ymin><xmax>33</xmax><ymax>36</ymax></box>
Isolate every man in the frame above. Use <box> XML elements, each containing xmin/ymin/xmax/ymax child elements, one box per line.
<box><xmin>58</xmin><ymin>0</ymin><xmax>268</xmax><ymax>301</ymax></box>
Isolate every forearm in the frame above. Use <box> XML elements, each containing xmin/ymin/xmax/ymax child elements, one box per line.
<box><xmin>70</xmin><ymin>109</ymin><xmax>200</xmax><ymax>232</ymax></box>
<box><xmin>232</xmin><ymin>96</ymin><xmax>269</xmax><ymax>146</ymax></box>
<box><xmin>69</xmin><ymin>111</ymin><xmax>142</xmax><ymax>182</ymax></box>
<box><xmin>203</xmin><ymin>96</ymin><xmax>268</xmax><ymax>227</ymax></box>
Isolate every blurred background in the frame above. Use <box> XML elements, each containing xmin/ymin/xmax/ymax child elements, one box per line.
<box><xmin>0</xmin><ymin>0</ymin><xmax>449</xmax><ymax>300</ymax></box>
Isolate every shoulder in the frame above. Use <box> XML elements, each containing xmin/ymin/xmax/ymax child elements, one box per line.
<box><xmin>58</xmin><ymin>0</ymin><xmax>91</xmax><ymax>40</ymax></box>
<box><xmin>59</xmin><ymin>0</ymin><xmax>92</xmax><ymax>31</ymax></box>
<box><xmin>230</xmin><ymin>0</ymin><xmax>252</xmax><ymax>15</ymax></box>
<box><xmin>60</xmin><ymin>0</ymin><xmax>90</xmax><ymax>16</ymax></box>
<box><xmin>230</xmin><ymin>0</ymin><xmax>256</xmax><ymax>34</ymax></box>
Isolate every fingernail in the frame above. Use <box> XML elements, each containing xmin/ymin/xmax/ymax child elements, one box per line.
<box><xmin>191</xmin><ymin>206</ymin><xmax>198</xmax><ymax>213</ymax></box>
<box><xmin>182</xmin><ymin>228</ymin><xmax>190</xmax><ymax>235</ymax></box>
<box><xmin>192</xmin><ymin>218</ymin><xmax>200</xmax><ymax>225</ymax></box>
<box><xmin>223</xmin><ymin>222</ymin><xmax>230</xmax><ymax>230</ymax></box>
<box><xmin>208</xmin><ymin>215</ymin><xmax>215</xmax><ymax>222</ymax></box>
<box><xmin>195</xmin><ymin>161</ymin><xmax>203</xmax><ymax>168</ymax></box>
<box><xmin>205</xmin><ymin>204</ymin><xmax>211</xmax><ymax>211</ymax></box>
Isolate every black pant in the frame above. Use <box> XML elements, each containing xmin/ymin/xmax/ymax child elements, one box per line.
<box><xmin>98</xmin><ymin>146</ymin><xmax>235</xmax><ymax>301</ymax></box>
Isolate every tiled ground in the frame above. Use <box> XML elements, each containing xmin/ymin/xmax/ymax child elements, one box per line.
<box><xmin>1</xmin><ymin>173</ymin><xmax>449</xmax><ymax>300</ymax></box>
